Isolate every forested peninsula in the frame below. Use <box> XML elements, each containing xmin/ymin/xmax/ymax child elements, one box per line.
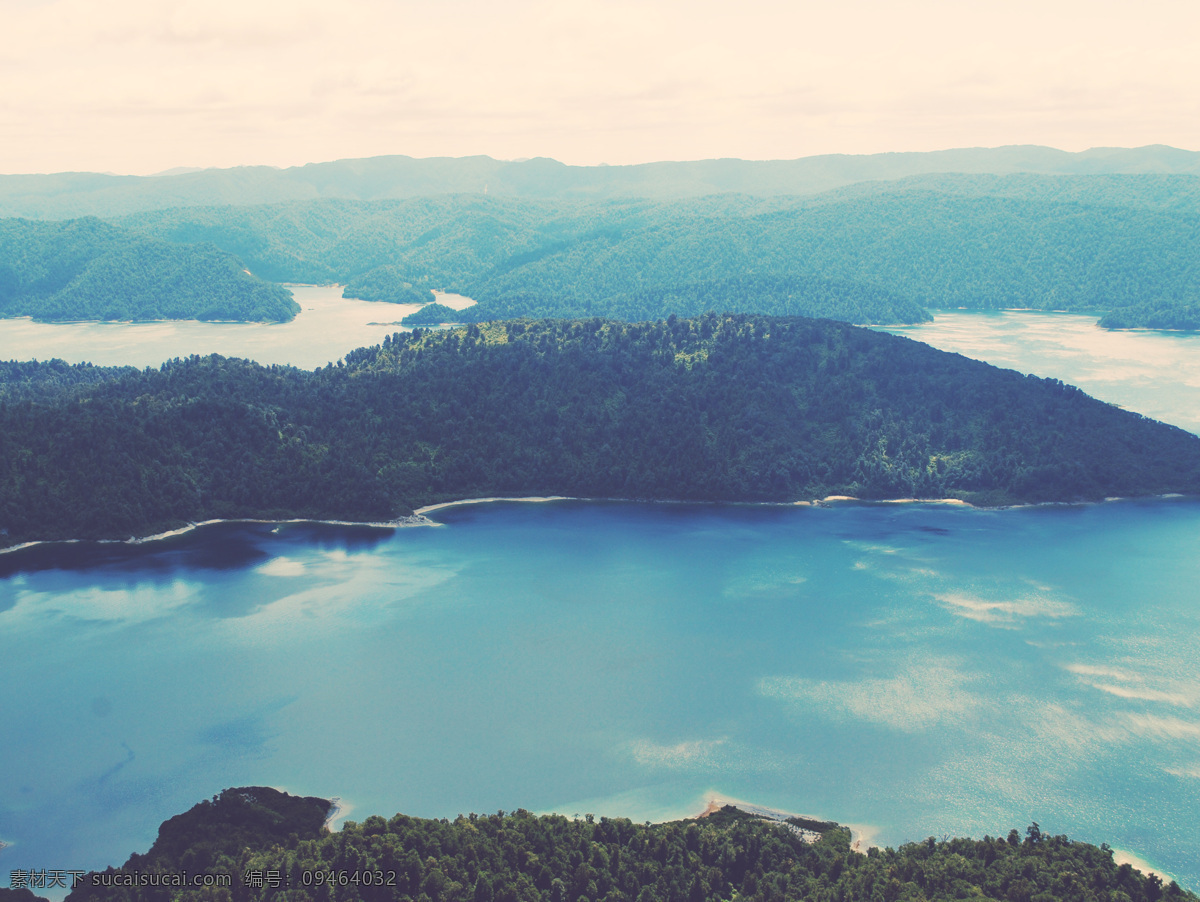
<box><xmin>0</xmin><ymin>218</ymin><xmax>298</xmax><ymax>322</ymax></box>
<box><xmin>3</xmin><ymin>314</ymin><xmax>1200</xmax><ymax>547</ymax></box>
<box><xmin>56</xmin><ymin>787</ymin><xmax>1197</xmax><ymax>902</ymax></box>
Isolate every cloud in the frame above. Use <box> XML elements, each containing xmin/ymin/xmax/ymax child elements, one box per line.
<box><xmin>4</xmin><ymin>0</ymin><xmax>1200</xmax><ymax>174</ymax></box>
<box><xmin>722</xmin><ymin>569</ymin><xmax>807</xmax><ymax>599</ymax></box>
<box><xmin>224</xmin><ymin>551</ymin><xmax>460</xmax><ymax>640</ymax></box>
<box><xmin>1088</xmin><ymin>684</ymin><xmax>1195</xmax><ymax>706</ymax></box>
<box><xmin>1120</xmin><ymin>714</ymin><xmax>1200</xmax><ymax>741</ymax></box>
<box><xmin>1063</xmin><ymin>660</ymin><xmax>1198</xmax><ymax>709</ymax></box>
<box><xmin>758</xmin><ymin>658</ymin><xmax>980</xmax><ymax>733</ymax></box>
<box><xmin>933</xmin><ymin>591</ymin><xmax>1077</xmax><ymax>626</ymax></box>
<box><xmin>1065</xmin><ymin>663</ymin><xmax>1138</xmax><ymax>681</ymax></box>
<box><xmin>1028</xmin><ymin>707</ymin><xmax>1200</xmax><ymax>748</ymax></box>
<box><xmin>256</xmin><ymin>556</ymin><xmax>306</xmax><ymax>577</ymax></box>
<box><xmin>629</xmin><ymin>737</ymin><xmax>730</xmax><ymax>769</ymax></box>
<box><xmin>626</xmin><ymin>736</ymin><xmax>791</xmax><ymax>774</ymax></box>
<box><xmin>2</xmin><ymin>579</ymin><xmax>199</xmax><ymax>626</ymax></box>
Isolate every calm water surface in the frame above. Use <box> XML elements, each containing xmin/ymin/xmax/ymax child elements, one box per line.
<box><xmin>0</xmin><ymin>286</ymin><xmax>475</xmax><ymax>370</ymax></box>
<box><xmin>883</xmin><ymin>311</ymin><xmax>1200</xmax><ymax>434</ymax></box>
<box><xmin>2</xmin><ymin>502</ymin><xmax>1199</xmax><ymax>888</ymax></box>
<box><xmin>2</xmin><ymin>307</ymin><xmax>1199</xmax><ymax>890</ymax></box>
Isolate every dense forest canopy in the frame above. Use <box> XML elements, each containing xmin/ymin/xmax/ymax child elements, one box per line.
<box><xmin>59</xmin><ymin>786</ymin><xmax>1197</xmax><ymax>902</ymax></box>
<box><xmin>3</xmin><ymin>314</ymin><xmax>1199</xmax><ymax>547</ymax></box>
<box><xmin>3</xmin><ymin>160</ymin><xmax>1198</xmax><ymax>329</ymax></box>
<box><xmin>0</xmin><ymin>218</ymin><xmax>298</xmax><ymax>322</ymax></box>
<box><xmin>112</xmin><ymin>174</ymin><xmax>1200</xmax><ymax>329</ymax></box>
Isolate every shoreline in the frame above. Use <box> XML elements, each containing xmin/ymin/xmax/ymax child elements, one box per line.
<box><xmin>414</xmin><ymin>495</ymin><xmax>575</xmax><ymax>515</ymax></box>
<box><xmin>323</xmin><ymin>797</ymin><xmax>353</xmax><ymax>832</ymax></box>
<box><xmin>688</xmin><ymin>792</ymin><xmax>878</xmax><ymax>851</ymax></box>
<box><xmin>0</xmin><ymin>513</ymin><xmax>434</xmax><ymax>557</ymax></box>
<box><xmin>415</xmin><ymin>494</ymin><xmax>976</xmax><ymax>517</ymax></box>
<box><xmin>3</xmin><ymin>492</ymin><xmax>1196</xmax><ymax>557</ymax></box>
<box><xmin>686</xmin><ymin>796</ymin><xmax>1163</xmax><ymax>882</ymax></box>
<box><xmin>1112</xmin><ymin>848</ymin><xmax>1177</xmax><ymax>884</ymax></box>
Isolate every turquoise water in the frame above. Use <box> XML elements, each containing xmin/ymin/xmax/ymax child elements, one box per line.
<box><xmin>2</xmin><ymin>500</ymin><xmax>1199</xmax><ymax>888</ymax></box>
<box><xmin>3</xmin><ymin>306</ymin><xmax>1200</xmax><ymax>891</ymax></box>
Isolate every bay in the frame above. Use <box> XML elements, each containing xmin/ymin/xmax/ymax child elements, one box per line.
<box><xmin>2</xmin><ymin>500</ymin><xmax>1199</xmax><ymax>889</ymax></box>
<box><xmin>2</xmin><ymin>305</ymin><xmax>1200</xmax><ymax>892</ymax></box>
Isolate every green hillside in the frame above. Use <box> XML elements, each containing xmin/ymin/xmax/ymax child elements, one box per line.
<box><xmin>3</xmin><ymin>314</ymin><xmax>1199</xmax><ymax>546</ymax></box>
<box><xmin>116</xmin><ymin>175</ymin><xmax>1200</xmax><ymax>329</ymax></box>
<box><xmin>62</xmin><ymin>787</ymin><xmax>1196</xmax><ymax>902</ymax></box>
<box><xmin>0</xmin><ymin>217</ymin><xmax>298</xmax><ymax>322</ymax></box>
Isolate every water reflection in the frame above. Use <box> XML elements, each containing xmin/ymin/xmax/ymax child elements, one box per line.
<box><xmin>881</xmin><ymin>311</ymin><xmax>1200</xmax><ymax>434</ymax></box>
<box><xmin>1</xmin><ymin>501</ymin><xmax>1198</xmax><ymax>890</ymax></box>
<box><xmin>0</xmin><ymin>522</ymin><xmax>394</xmax><ymax>579</ymax></box>
<box><xmin>0</xmin><ymin>286</ymin><xmax>476</xmax><ymax>370</ymax></box>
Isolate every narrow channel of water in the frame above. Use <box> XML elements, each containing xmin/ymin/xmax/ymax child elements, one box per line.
<box><xmin>0</xmin><ymin>286</ymin><xmax>475</xmax><ymax>370</ymax></box>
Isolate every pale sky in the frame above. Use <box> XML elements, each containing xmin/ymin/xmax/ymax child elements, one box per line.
<box><xmin>2</xmin><ymin>0</ymin><xmax>1198</xmax><ymax>175</ymax></box>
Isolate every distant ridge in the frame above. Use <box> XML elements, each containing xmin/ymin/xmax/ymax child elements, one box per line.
<box><xmin>3</xmin><ymin>145</ymin><xmax>1199</xmax><ymax>218</ymax></box>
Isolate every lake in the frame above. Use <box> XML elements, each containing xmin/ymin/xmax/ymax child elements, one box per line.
<box><xmin>0</xmin><ymin>286</ymin><xmax>476</xmax><ymax>371</ymax></box>
<box><xmin>884</xmin><ymin>310</ymin><xmax>1200</xmax><ymax>435</ymax></box>
<box><xmin>1</xmin><ymin>304</ymin><xmax>1199</xmax><ymax>892</ymax></box>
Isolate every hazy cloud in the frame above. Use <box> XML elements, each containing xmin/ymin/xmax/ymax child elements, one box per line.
<box><xmin>2</xmin><ymin>579</ymin><xmax>200</xmax><ymax>626</ymax></box>
<box><xmin>256</xmin><ymin>557</ymin><xmax>306</xmax><ymax>577</ymax></box>
<box><xmin>1</xmin><ymin>0</ymin><xmax>1197</xmax><ymax>173</ymax></box>
<box><xmin>627</xmin><ymin>736</ymin><xmax>793</xmax><ymax>773</ymax></box>
<box><xmin>934</xmin><ymin>591</ymin><xmax>1078</xmax><ymax>627</ymax></box>
<box><xmin>758</xmin><ymin>657</ymin><xmax>981</xmax><ymax>732</ymax></box>
<box><xmin>1063</xmin><ymin>655</ymin><xmax>1199</xmax><ymax>709</ymax></box>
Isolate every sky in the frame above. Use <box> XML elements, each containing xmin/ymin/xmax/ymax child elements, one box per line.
<box><xmin>1</xmin><ymin>0</ymin><xmax>1198</xmax><ymax>175</ymax></box>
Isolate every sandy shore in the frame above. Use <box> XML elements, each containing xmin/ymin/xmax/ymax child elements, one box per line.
<box><xmin>1112</xmin><ymin>848</ymin><xmax>1175</xmax><ymax>882</ymax></box>
<box><xmin>414</xmin><ymin>495</ymin><xmax>574</xmax><ymax>515</ymax></box>
<box><xmin>690</xmin><ymin>792</ymin><xmax>878</xmax><ymax>851</ymax></box>
<box><xmin>323</xmin><ymin>796</ymin><xmax>353</xmax><ymax>832</ymax></box>
<box><xmin>417</xmin><ymin>494</ymin><xmax>977</xmax><ymax>517</ymax></box>
<box><xmin>6</xmin><ymin>492</ymin><xmax>1195</xmax><ymax>556</ymax></box>
<box><xmin>0</xmin><ymin>514</ymin><xmax>434</xmax><ymax>556</ymax></box>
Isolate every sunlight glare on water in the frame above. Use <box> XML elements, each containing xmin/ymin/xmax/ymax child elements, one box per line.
<box><xmin>881</xmin><ymin>310</ymin><xmax>1200</xmax><ymax>434</ymax></box>
<box><xmin>1</xmin><ymin>502</ymin><xmax>1199</xmax><ymax>890</ymax></box>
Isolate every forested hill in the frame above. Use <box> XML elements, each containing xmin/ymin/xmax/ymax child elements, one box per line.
<box><xmin>6</xmin><ymin>169</ymin><xmax>1199</xmax><ymax>329</ymax></box>
<box><xmin>0</xmin><ymin>218</ymin><xmax>298</xmax><ymax>322</ymax></box>
<box><xmin>115</xmin><ymin>174</ymin><xmax>1200</xmax><ymax>329</ymax></box>
<box><xmin>2</xmin><ymin>144</ymin><xmax>1198</xmax><ymax>217</ymax></box>
<box><xmin>3</xmin><ymin>314</ymin><xmax>1200</xmax><ymax>546</ymax></box>
<box><xmin>63</xmin><ymin>786</ymin><xmax>1196</xmax><ymax>902</ymax></box>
